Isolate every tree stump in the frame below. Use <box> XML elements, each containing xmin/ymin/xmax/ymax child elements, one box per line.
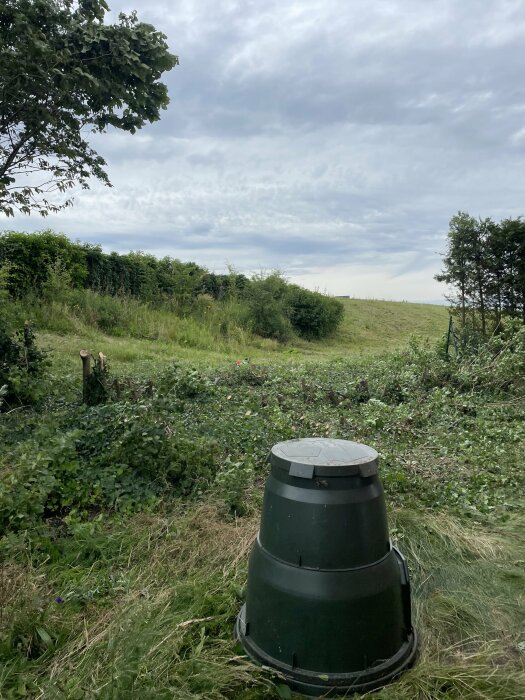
<box><xmin>80</xmin><ymin>350</ymin><xmax>91</xmax><ymax>404</ymax></box>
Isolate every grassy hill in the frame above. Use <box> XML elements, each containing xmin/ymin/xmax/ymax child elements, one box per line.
<box><xmin>38</xmin><ymin>297</ymin><xmax>450</xmax><ymax>377</ymax></box>
<box><xmin>317</xmin><ymin>298</ymin><xmax>449</xmax><ymax>355</ymax></box>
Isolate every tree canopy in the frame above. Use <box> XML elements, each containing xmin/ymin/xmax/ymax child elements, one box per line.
<box><xmin>436</xmin><ymin>212</ymin><xmax>525</xmax><ymax>331</ymax></box>
<box><xmin>0</xmin><ymin>0</ymin><xmax>178</xmax><ymax>217</ymax></box>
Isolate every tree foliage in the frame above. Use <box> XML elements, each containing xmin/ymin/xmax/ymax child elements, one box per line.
<box><xmin>246</xmin><ymin>273</ymin><xmax>295</xmax><ymax>342</ymax></box>
<box><xmin>436</xmin><ymin>212</ymin><xmax>525</xmax><ymax>332</ymax></box>
<box><xmin>0</xmin><ymin>229</ymin><xmax>202</xmax><ymax>301</ymax></box>
<box><xmin>0</xmin><ymin>230</ymin><xmax>345</xmax><ymax>341</ymax></box>
<box><xmin>244</xmin><ymin>273</ymin><xmax>345</xmax><ymax>341</ymax></box>
<box><xmin>286</xmin><ymin>283</ymin><xmax>344</xmax><ymax>339</ymax></box>
<box><xmin>0</xmin><ymin>0</ymin><xmax>178</xmax><ymax>217</ymax></box>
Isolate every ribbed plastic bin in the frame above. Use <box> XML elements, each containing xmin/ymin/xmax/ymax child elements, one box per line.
<box><xmin>235</xmin><ymin>438</ymin><xmax>417</xmax><ymax>697</ymax></box>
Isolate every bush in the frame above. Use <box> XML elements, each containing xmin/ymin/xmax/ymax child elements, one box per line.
<box><xmin>0</xmin><ymin>397</ymin><xmax>218</xmax><ymax>531</ymax></box>
<box><xmin>0</xmin><ymin>230</ymin><xmax>207</xmax><ymax>302</ymax></box>
<box><xmin>0</xmin><ymin>434</ymin><xmax>74</xmax><ymax>532</ymax></box>
<box><xmin>1</xmin><ymin>232</ymin><xmax>346</xmax><ymax>346</ymax></box>
<box><xmin>214</xmin><ymin>457</ymin><xmax>253</xmax><ymax>516</ymax></box>
<box><xmin>155</xmin><ymin>363</ymin><xmax>213</xmax><ymax>399</ymax></box>
<box><xmin>286</xmin><ymin>284</ymin><xmax>344</xmax><ymax>339</ymax></box>
<box><xmin>245</xmin><ymin>273</ymin><xmax>294</xmax><ymax>342</ymax></box>
<box><xmin>73</xmin><ymin>387</ymin><xmax>218</xmax><ymax>508</ymax></box>
<box><xmin>0</xmin><ymin>322</ymin><xmax>49</xmax><ymax>411</ymax></box>
<box><xmin>0</xmin><ymin>230</ymin><xmax>87</xmax><ymax>298</ymax></box>
<box><xmin>241</xmin><ymin>273</ymin><xmax>344</xmax><ymax>342</ymax></box>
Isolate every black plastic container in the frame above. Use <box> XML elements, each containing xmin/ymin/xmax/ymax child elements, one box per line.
<box><xmin>235</xmin><ymin>438</ymin><xmax>417</xmax><ymax>697</ymax></box>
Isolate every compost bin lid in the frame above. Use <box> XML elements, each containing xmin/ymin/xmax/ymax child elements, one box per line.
<box><xmin>270</xmin><ymin>438</ymin><xmax>378</xmax><ymax>478</ymax></box>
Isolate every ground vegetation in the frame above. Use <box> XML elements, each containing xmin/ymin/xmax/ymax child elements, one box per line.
<box><xmin>0</xmin><ymin>230</ymin><xmax>345</xmax><ymax>342</ymax></box>
<box><xmin>0</xmin><ymin>315</ymin><xmax>523</xmax><ymax>698</ymax></box>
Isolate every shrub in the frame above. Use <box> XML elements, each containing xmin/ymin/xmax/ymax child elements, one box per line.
<box><xmin>41</xmin><ymin>258</ymin><xmax>73</xmax><ymax>303</ymax></box>
<box><xmin>0</xmin><ymin>322</ymin><xmax>49</xmax><ymax>411</ymax></box>
<box><xmin>0</xmin><ymin>398</ymin><xmax>218</xmax><ymax>531</ymax></box>
<box><xmin>286</xmin><ymin>284</ymin><xmax>344</xmax><ymax>339</ymax></box>
<box><xmin>0</xmin><ymin>230</ymin><xmax>87</xmax><ymax>298</ymax></box>
<box><xmin>155</xmin><ymin>363</ymin><xmax>213</xmax><ymax>399</ymax></box>
<box><xmin>245</xmin><ymin>273</ymin><xmax>294</xmax><ymax>342</ymax></box>
<box><xmin>69</xmin><ymin>396</ymin><xmax>217</xmax><ymax>509</ymax></box>
<box><xmin>241</xmin><ymin>274</ymin><xmax>344</xmax><ymax>342</ymax></box>
<box><xmin>0</xmin><ymin>434</ymin><xmax>68</xmax><ymax>531</ymax></box>
<box><xmin>214</xmin><ymin>457</ymin><xmax>254</xmax><ymax>516</ymax></box>
<box><xmin>1</xmin><ymin>231</ymin><xmax>346</xmax><ymax>346</ymax></box>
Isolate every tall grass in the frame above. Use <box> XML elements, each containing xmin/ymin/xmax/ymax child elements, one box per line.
<box><xmin>1</xmin><ymin>506</ymin><xmax>523</xmax><ymax>699</ymax></box>
<box><xmin>8</xmin><ymin>289</ymin><xmax>261</xmax><ymax>355</ymax></box>
<box><xmin>6</xmin><ymin>292</ymin><xmax>450</xmax><ymax>374</ymax></box>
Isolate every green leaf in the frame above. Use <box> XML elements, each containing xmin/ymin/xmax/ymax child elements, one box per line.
<box><xmin>275</xmin><ymin>684</ymin><xmax>292</xmax><ymax>699</ymax></box>
<box><xmin>0</xmin><ymin>0</ymin><xmax>177</xmax><ymax>217</ymax></box>
<box><xmin>35</xmin><ymin>626</ymin><xmax>54</xmax><ymax>648</ymax></box>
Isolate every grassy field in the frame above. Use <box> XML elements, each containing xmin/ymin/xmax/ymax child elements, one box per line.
<box><xmin>37</xmin><ymin>298</ymin><xmax>450</xmax><ymax>378</ymax></box>
<box><xmin>333</xmin><ymin>298</ymin><xmax>449</xmax><ymax>354</ymax></box>
<box><xmin>4</xmin><ymin>504</ymin><xmax>523</xmax><ymax>699</ymax></box>
<box><xmin>2</xmin><ymin>301</ymin><xmax>524</xmax><ymax>700</ymax></box>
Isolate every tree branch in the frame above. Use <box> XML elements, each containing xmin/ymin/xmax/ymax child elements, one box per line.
<box><xmin>0</xmin><ymin>132</ymin><xmax>33</xmax><ymax>178</ymax></box>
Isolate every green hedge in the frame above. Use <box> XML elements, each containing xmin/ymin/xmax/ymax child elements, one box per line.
<box><xmin>0</xmin><ymin>231</ymin><xmax>345</xmax><ymax>341</ymax></box>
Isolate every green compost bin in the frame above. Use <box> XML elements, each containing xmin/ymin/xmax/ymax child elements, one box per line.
<box><xmin>235</xmin><ymin>438</ymin><xmax>417</xmax><ymax>697</ymax></box>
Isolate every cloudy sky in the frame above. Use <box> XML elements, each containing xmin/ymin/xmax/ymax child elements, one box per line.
<box><xmin>6</xmin><ymin>0</ymin><xmax>525</xmax><ymax>301</ymax></box>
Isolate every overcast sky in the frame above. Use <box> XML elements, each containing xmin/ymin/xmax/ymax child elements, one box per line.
<box><xmin>5</xmin><ymin>0</ymin><xmax>525</xmax><ymax>302</ymax></box>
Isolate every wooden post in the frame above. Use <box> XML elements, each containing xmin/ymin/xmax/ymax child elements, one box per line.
<box><xmin>98</xmin><ymin>352</ymin><xmax>106</xmax><ymax>370</ymax></box>
<box><xmin>80</xmin><ymin>350</ymin><xmax>91</xmax><ymax>404</ymax></box>
<box><xmin>445</xmin><ymin>317</ymin><xmax>452</xmax><ymax>356</ymax></box>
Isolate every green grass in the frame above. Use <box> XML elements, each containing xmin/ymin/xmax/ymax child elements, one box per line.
<box><xmin>2</xmin><ymin>506</ymin><xmax>523</xmax><ymax>699</ymax></box>
<box><xmin>2</xmin><ymin>306</ymin><xmax>523</xmax><ymax>700</ymax></box>
<box><xmin>36</xmin><ymin>297</ymin><xmax>450</xmax><ymax>378</ymax></box>
<box><xmin>332</xmin><ymin>298</ymin><xmax>449</xmax><ymax>354</ymax></box>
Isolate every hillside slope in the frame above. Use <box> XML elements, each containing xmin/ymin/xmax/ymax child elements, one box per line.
<box><xmin>38</xmin><ymin>297</ymin><xmax>450</xmax><ymax>373</ymax></box>
<box><xmin>324</xmin><ymin>298</ymin><xmax>449</xmax><ymax>355</ymax></box>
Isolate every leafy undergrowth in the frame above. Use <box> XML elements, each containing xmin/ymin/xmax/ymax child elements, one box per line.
<box><xmin>1</xmin><ymin>326</ymin><xmax>524</xmax><ymax>698</ymax></box>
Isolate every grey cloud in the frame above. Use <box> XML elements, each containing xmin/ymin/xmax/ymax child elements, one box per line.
<box><xmin>141</xmin><ymin>1</ymin><xmax>525</xmax><ymax>142</ymax></box>
<box><xmin>4</xmin><ymin>0</ymin><xmax>525</xmax><ymax>301</ymax></box>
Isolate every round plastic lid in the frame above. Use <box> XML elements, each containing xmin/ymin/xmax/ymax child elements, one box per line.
<box><xmin>270</xmin><ymin>438</ymin><xmax>378</xmax><ymax>478</ymax></box>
